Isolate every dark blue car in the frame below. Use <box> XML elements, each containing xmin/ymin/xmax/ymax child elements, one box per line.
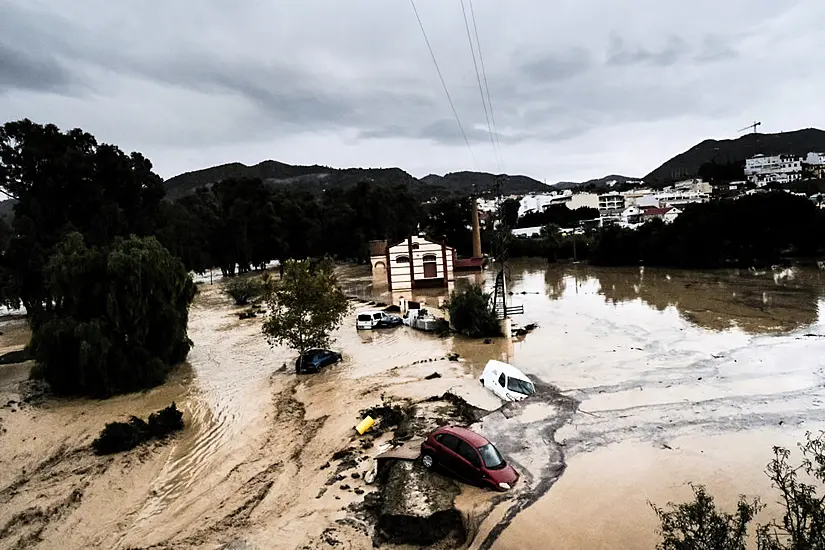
<box><xmin>295</xmin><ymin>349</ymin><xmax>342</xmax><ymax>374</ymax></box>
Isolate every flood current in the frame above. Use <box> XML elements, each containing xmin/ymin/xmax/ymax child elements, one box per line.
<box><xmin>342</xmin><ymin>261</ymin><xmax>825</xmax><ymax>548</ymax></box>
<box><xmin>3</xmin><ymin>260</ymin><xmax>823</xmax><ymax>549</ymax></box>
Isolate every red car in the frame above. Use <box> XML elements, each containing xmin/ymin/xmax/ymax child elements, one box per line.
<box><xmin>420</xmin><ymin>426</ymin><xmax>519</xmax><ymax>491</ymax></box>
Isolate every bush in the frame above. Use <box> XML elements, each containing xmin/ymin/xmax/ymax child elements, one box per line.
<box><xmin>147</xmin><ymin>403</ymin><xmax>185</xmax><ymax>438</ymax></box>
<box><xmin>225</xmin><ymin>276</ymin><xmax>264</xmax><ymax>306</ymax></box>
<box><xmin>29</xmin><ymin>233</ymin><xmax>196</xmax><ymax>397</ymax></box>
<box><xmin>92</xmin><ymin>417</ymin><xmax>150</xmax><ymax>455</ymax></box>
<box><xmin>653</xmin><ymin>432</ymin><xmax>825</xmax><ymax>550</ymax></box>
<box><xmin>92</xmin><ymin>403</ymin><xmax>184</xmax><ymax>455</ymax></box>
<box><xmin>446</xmin><ymin>284</ymin><xmax>501</xmax><ymax>338</ymax></box>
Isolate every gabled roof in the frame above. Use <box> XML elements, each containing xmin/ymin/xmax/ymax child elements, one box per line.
<box><xmin>387</xmin><ymin>235</ymin><xmax>454</xmax><ymax>251</ymax></box>
<box><xmin>643</xmin><ymin>207</ymin><xmax>672</xmax><ymax>216</ymax></box>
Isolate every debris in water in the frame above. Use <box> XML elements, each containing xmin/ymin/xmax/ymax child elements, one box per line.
<box><xmin>355</xmin><ymin>416</ymin><xmax>375</xmax><ymax>435</ymax></box>
<box><xmin>447</xmin><ymin>353</ymin><xmax>460</xmax><ymax>362</ymax></box>
<box><xmin>424</xmin><ymin>372</ymin><xmax>442</xmax><ymax>380</ymax></box>
<box><xmin>91</xmin><ymin>403</ymin><xmax>184</xmax><ymax>455</ymax></box>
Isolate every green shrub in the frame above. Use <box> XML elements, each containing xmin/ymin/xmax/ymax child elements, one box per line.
<box><xmin>446</xmin><ymin>284</ymin><xmax>501</xmax><ymax>338</ymax></box>
<box><xmin>225</xmin><ymin>276</ymin><xmax>264</xmax><ymax>305</ymax></box>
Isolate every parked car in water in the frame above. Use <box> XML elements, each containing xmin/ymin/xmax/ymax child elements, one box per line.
<box><xmin>420</xmin><ymin>425</ymin><xmax>519</xmax><ymax>491</ymax></box>
<box><xmin>295</xmin><ymin>349</ymin><xmax>342</xmax><ymax>374</ymax></box>
<box><xmin>356</xmin><ymin>310</ymin><xmax>403</xmax><ymax>330</ymax></box>
<box><xmin>480</xmin><ymin>360</ymin><xmax>535</xmax><ymax>402</ymax></box>
<box><xmin>402</xmin><ymin>307</ymin><xmax>441</xmax><ymax>332</ymax></box>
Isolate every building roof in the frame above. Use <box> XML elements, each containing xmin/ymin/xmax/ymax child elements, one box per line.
<box><xmin>386</xmin><ymin>234</ymin><xmax>455</xmax><ymax>251</ymax></box>
<box><xmin>643</xmin><ymin>207</ymin><xmax>673</xmax><ymax>216</ymax></box>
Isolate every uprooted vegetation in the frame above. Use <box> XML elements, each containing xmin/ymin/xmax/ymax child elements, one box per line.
<box><xmin>91</xmin><ymin>403</ymin><xmax>184</xmax><ymax>455</ymax></box>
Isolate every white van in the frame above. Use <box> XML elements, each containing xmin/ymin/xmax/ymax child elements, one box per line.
<box><xmin>480</xmin><ymin>360</ymin><xmax>535</xmax><ymax>402</ymax></box>
<box><xmin>356</xmin><ymin>310</ymin><xmax>402</xmax><ymax>330</ymax></box>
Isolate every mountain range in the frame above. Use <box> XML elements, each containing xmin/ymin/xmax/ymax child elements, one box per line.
<box><xmin>2</xmin><ymin>128</ymin><xmax>823</xmax><ymax>219</ymax></box>
<box><xmin>644</xmin><ymin>128</ymin><xmax>825</xmax><ymax>185</ymax></box>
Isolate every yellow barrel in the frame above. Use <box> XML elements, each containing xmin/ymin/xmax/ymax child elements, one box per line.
<box><xmin>355</xmin><ymin>416</ymin><xmax>375</xmax><ymax>435</ymax></box>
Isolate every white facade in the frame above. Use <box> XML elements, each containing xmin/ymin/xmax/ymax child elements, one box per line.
<box><xmin>566</xmin><ymin>192</ymin><xmax>599</xmax><ymax>210</ymax></box>
<box><xmin>383</xmin><ymin>235</ymin><xmax>454</xmax><ymax>291</ymax></box>
<box><xmin>673</xmin><ymin>178</ymin><xmax>712</xmax><ymax>194</ymax></box>
<box><xmin>745</xmin><ymin>154</ymin><xmax>803</xmax><ymax>186</ymax></box>
<box><xmin>518</xmin><ymin>191</ymin><xmax>572</xmax><ymax>217</ymax></box>
<box><xmin>598</xmin><ymin>192</ymin><xmax>625</xmax><ymax>217</ymax></box>
<box><xmin>805</xmin><ymin>152</ymin><xmax>825</xmax><ymax>166</ymax></box>
<box><xmin>655</xmin><ymin>190</ymin><xmax>710</xmax><ymax>207</ymax></box>
<box><xmin>663</xmin><ymin>207</ymin><xmax>682</xmax><ymax>223</ymax></box>
<box><xmin>620</xmin><ymin>206</ymin><xmax>643</xmax><ymax>224</ymax></box>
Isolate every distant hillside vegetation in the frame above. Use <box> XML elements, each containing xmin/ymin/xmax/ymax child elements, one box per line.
<box><xmin>552</xmin><ymin>174</ymin><xmax>642</xmax><ymax>191</ymax></box>
<box><xmin>645</xmin><ymin>128</ymin><xmax>825</xmax><ymax>186</ymax></box>
<box><xmin>165</xmin><ymin>161</ymin><xmax>550</xmax><ymax>200</ymax></box>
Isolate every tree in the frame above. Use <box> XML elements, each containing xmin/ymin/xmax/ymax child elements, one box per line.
<box><xmin>652</xmin><ymin>432</ymin><xmax>825</xmax><ymax>550</ymax></box>
<box><xmin>447</xmin><ymin>283</ymin><xmax>501</xmax><ymax>338</ymax></box>
<box><xmin>261</xmin><ymin>259</ymin><xmax>349</xmax><ymax>361</ymax></box>
<box><xmin>756</xmin><ymin>433</ymin><xmax>825</xmax><ymax>549</ymax></box>
<box><xmin>28</xmin><ymin>233</ymin><xmax>196</xmax><ymax>397</ymax></box>
<box><xmin>651</xmin><ymin>484</ymin><xmax>761</xmax><ymax>550</ymax></box>
<box><xmin>225</xmin><ymin>275</ymin><xmax>264</xmax><ymax>306</ymax></box>
<box><xmin>0</xmin><ymin>120</ymin><xmax>164</xmax><ymax>316</ymax></box>
<box><xmin>501</xmin><ymin>198</ymin><xmax>521</xmax><ymax>228</ymax></box>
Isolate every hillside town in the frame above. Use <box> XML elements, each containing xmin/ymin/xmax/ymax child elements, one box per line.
<box><xmin>490</xmin><ymin>151</ymin><xmax>825</xmax><ymax>239</ymax></box>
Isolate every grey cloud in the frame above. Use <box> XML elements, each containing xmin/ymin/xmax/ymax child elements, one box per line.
<box><xmin>520</xmin><ymin>48</ymin><xmax>592</xmax><ymax>83</ymax></box>
<box><xmin>695</xmin><ymin>34</ymin><xmax>739</xmax><ymax>62</ymax></box>
<box><xmin>0</xmin><ymin>44</ymin><xmax>77</xmax><ymax>94</ymax></box>
<box><xmin>607</xmin><ymin>34</ymin><xmax>689</xmax><ymax>66</ymax></box>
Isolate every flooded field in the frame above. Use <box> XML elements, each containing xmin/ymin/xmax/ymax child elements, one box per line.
<box><xmin>0</xmin><ymin>260</ymin><xmax>823</xmax><ymax>549</ymax></box>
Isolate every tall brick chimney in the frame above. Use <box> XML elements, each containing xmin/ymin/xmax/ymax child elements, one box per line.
<box><xmin>471</xmin><ymin>198</ymin><xmax>482</xmax><ymax>259</ymax></box>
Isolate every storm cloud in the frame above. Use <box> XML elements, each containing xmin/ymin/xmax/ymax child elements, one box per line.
<box><xmin>0</xmin><ymin>0</ymin><xmax>822</xmax><ymax>182</ymax></box>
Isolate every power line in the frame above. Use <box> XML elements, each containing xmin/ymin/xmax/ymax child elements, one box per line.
<box><xmin>460</xmin><ymin>0</ymin><xmax>498</xmax><ymax>170</ymax></box>
<box><xmin>408</xmin><ymin>0</ymin><xmax>477</xmax><ymax>168</ymax></box>
<box><xmin>467</xmin><ymin>0</ymin><xmax>502</xmax><ymax>168</ymax></box>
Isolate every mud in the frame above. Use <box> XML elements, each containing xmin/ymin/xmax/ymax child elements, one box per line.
<box><xmin>374</xmin><ymin>460</ymin><xmax>464</xmax><ymax>546</ymax></box>
<box><xmin>1</xmin><ymin>262</ymin><xmax>823</xmax><ymax>549</ymax></box>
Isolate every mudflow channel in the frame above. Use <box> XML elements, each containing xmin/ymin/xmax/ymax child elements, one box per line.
<box><xmin>1</xmin><ymin>261</ymin><xmax>824</xmax><ymax>550</ymax></box>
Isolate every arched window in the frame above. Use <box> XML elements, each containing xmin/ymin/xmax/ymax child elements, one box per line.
<box><xmin>422</xmin><ymin>254</ymin><xmax>438</xmax><ymax>278</ymax></box>
<box><xmin>395</xmin><ymin>255</ymin><xmax>410</xmax><ymax>264</ymax></box>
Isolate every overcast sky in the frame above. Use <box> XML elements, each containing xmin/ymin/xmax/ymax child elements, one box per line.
<box><xmin>2</xmin><ymin>0</ymin><xmax>823</xmax><ymax>183</ymax></box>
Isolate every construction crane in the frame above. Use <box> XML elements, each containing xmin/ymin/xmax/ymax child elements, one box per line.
<box><xmin>738</xmin><ymin>121</ymin><xmax>762</xmax><ymax>134</ymax></box>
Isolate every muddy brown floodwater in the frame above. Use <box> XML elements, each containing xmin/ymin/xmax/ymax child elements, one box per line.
<box><xmin>0</xmin><ymin>261</ymin><xmax>823</xmax><ymax>549</ymax></box>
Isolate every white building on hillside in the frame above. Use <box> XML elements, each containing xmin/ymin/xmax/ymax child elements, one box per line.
<box><xmin>745</xmin><ymin>154</ymin><xmax>803</xmax><ymax>186</ymax></box>
<box><xmin>598</xmin><ymin>192</ymin><xmax>625</xmax><ymax>217</ymax></box>
<box><xmin>518</xmin><ymin>191</ymin><xmax>572</xmax><ymax>217</ymax></box>
<box><xmin>673</xmin><ymin>178</ymin><xmax>713</xmax><ymax>194</ymax></box>
<box><xmin>567</xmin><ymin>192</ymin><xmax>599</xmax><ymax>210</ymax></box>
<box><xmin>655</xmin><ymin>189</ymin><xmax>710</xmax><ymax>207</ymax></box>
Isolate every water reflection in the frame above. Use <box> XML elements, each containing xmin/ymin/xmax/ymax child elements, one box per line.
<box><xmin>339</xmin><ymin>261</ymin><xmax>825</xmax><ymax>335</ymax></box>
<box><xmin>565</xmin><ymin>265</ymin><xmax>822</xmax><ymax>334</ymax></box>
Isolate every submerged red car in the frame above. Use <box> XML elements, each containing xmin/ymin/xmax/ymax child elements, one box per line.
<box><xmin>420</xmin><ymin>426</ymin><xmax>519</xmax><ymax>491</ymax></box>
